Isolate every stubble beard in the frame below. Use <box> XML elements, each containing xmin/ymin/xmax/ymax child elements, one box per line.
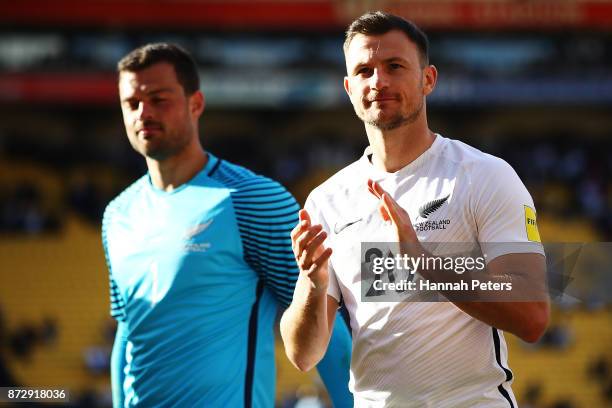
<box><xmin>361</xmin><ymin>99</ymin><xmax>424</xmax><ymax>131</ymax></box>
<box><xmin>133</xmin><ymin>125</ymin><xmax>192</xmax><ymax>162</ymax></box>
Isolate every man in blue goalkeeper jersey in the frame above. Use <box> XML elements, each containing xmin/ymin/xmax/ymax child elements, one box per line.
<box><xmin>102</xmin><ymin>43</ymin><xmax>352</xmax><ymax>407</ymax></box>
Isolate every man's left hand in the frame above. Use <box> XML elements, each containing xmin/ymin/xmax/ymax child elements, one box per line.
<box><xmin>367</xmin><ymin>179</ymin><xmax>419</xmax><ymax>245</ymax></box>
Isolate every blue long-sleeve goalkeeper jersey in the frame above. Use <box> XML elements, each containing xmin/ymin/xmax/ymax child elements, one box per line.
<box><xmin>102</xmin><ymin>153</ymin><xmax>352</xmax><ymax>408</ymax></box>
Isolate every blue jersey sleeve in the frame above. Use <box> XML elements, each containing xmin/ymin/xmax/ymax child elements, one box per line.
<box><xmin>209</xmin><ymin>159</ymin><xmax>352</xmax><ymax>405</ymax></box>
<box><xmin>102</xmin><ymin>206</ymin><xmax>127</xmax><ymax>322</ymax></box>
<box><xmin>102</xmin><ymin>204</ymin><xmax>129</xmax><ymax>407</ymax></box>
<box><xmin>210</xmin><ymin>161</ymin><xmax>300</xmax><ymax>307</ymax></box>
<box><xmin>111</xmin><ymin>321</ymin><xmax>128</xmax><ymax>408</ymax></box>
<box><xmin>317</xmin><ymin>313</ymin><xmax>353</xmax><ymax>408</ymax></box>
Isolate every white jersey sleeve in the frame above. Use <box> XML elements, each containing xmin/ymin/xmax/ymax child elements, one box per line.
<box><xmin>470</xmin><ymin>155</ymin><xmax>544</xmax><ymax>261</ymax></box>
<box><xmin>304</xmin><ymin>194</ymin><xmax>342</xmax><ymax>303</ymax></box>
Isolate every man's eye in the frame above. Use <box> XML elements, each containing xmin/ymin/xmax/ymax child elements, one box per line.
<box><xmin>390</xmin><ymin>63</ymin><xmax>403</xmax><ymax>70</ymax></box>
<box><xmin>357</xmin><ymin>67</ymin><xmax>371</xmax><ymax>75</ymax></box>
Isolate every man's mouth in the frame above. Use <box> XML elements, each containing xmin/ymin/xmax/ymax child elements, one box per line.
<box><xmin>137</xmin><ymin>124</ymin><xmax>163</xmax><ymax>137</ymax></box>
<box><xmin>370</xmin><ymin>96</ymin><xmax>397</xmax><ymax>102</ymax></box>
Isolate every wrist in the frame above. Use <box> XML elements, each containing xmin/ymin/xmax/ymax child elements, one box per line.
<box><xmin>400</xmin><ymin>239</ymin><xmax>426</xmax><ymax>258</ymax></box>
<box><xmin>297</xmin><ymin>273</ymin><xmax>328</xmax><ymax>297</ymax></box>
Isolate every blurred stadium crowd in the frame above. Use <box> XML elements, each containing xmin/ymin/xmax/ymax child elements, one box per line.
<box><xmin>0</xmin><ymin>24</ymin><xmax>611</xmax><ymax>239</ymax></box>
<box><xmin>0</xmin><ymin>1</ymin><xmax>611</xmax><ymax>407</ymax></box>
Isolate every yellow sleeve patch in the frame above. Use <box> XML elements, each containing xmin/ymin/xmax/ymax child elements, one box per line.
<box><xmin>524</xmin><ymin>205</ymin><xmax>541</xmax><ymax>242</ymax></box>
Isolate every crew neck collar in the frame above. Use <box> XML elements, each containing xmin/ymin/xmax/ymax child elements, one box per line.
<box><xmin>147</xmin><ymin>152</ymin><xmax>217</xmax><ymax>196</ymax></box>
<box><xmin>361</xmin><ymin>133</ymin><xmax>444</xmax><ymax>180</ymax></box>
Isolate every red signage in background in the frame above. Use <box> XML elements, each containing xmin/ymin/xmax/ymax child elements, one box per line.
<box><xmin>386</xmin><ymin>1</ymin><xmax>612</xmax><ymax>29</ymax></box>
<box><xmin>0</xmin><ymin>73</ymin><xmax>118</xmax><ymax>105</ymax></box>
<box><xmin>2</xmin><ymin>1</ymin><xmax>611</xmax><ymax>105</ymax></box>
<box><xmin>1</xmin><ymin>0</ymin><xmax>612</xmax><ymax>30</ymax></box>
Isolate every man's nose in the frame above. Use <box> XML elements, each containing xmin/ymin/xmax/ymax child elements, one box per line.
<box><xmin>370</xmin><ymin>68</ymin><xmax>389</xmax><ymax>91</ymax></box>
<box><xmin>136</xmin><ymin>102</ymin><xmax>153</xmax><ymax>121</ymax></box>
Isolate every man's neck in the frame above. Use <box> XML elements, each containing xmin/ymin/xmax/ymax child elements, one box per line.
<box><xmin>146</xmin><ymin>142</ymin><xmax>208</xmax><ymax>192</ymax></box>
<box><xmin>366</xmin><ymin>121</ymin><xmax>436</xmax><ymax>173</ymax></box>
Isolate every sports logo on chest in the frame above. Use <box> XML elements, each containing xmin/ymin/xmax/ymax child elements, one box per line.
<box><xmin>413</xmin><ymin>194</ymin><xmax>452</xmax><ymax>232</ymax></box>
<box><xmin>181</xmin><ymin>218</ymin><xmax>213</xmax><ymax>252</ymax></box>
<box><xmin>111</xmin><ymin>216</ymin><xmax>215</xmax><ymax>260</ymax></box>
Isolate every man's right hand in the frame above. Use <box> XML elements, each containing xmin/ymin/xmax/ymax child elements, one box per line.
<box><xmin>283</xmin><ymin>208</ymin><xmax>338</xmax><ymax>372</ymax></box>
<box><xmin>290</xmin><ymin>209</ymin><xmax>333</xmax><ymax>294</ymax></box>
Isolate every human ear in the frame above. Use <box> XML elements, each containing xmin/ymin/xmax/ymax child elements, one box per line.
<box><xmin>422</xmin><ymin>65</ymin><xmax>438</xmax><ymax>96</ymax></box>
<box><xmin>190</xmin><ymin>91</ymin><xmax>205</xmax><ymax>117</ymax></box>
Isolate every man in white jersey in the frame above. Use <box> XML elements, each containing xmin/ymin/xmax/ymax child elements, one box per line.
<box><xmin>280</xmin><ymin>11</ymin><xmax>549</xmax><ymax>408</ymax></box>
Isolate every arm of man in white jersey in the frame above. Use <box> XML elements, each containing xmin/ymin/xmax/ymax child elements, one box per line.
<box><xmin>367</xmin><ymin>179</ymin><xmax>549</xmax><ymax>343</ymax></box>
<box><xmin>280</xmin><ymin>209</ymin><xmax>340</xmax><ymax>371</ymax></box>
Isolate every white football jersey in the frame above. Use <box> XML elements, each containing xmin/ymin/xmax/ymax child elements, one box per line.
<box><xmin>305</xmin><ymin>134</ymin><xmax>544</xmax><ymax>408</ymax></box>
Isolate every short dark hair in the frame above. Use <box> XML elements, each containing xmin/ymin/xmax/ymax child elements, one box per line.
<box><xmin>344</xmin><ymin>11</ymin><xmax>429</xmax><ymax>67</ymax></box>
<box><xmin>117</xmin><ymin>43</ymin><xmax>200</xmax><ymax>95</ymax></box>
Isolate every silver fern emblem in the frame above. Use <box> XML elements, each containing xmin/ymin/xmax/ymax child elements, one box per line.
<box><xmin>418</xmin><ymin>195</ymin><xmax>449</xmax><ymax>219</ymax></box>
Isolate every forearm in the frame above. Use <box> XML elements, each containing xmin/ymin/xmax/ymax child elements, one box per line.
<box><xmin>415</xmin><ymin>250</ymin><xmax>550</xmax><ymax>342</ymax></box>
<box><xmin>454</xmin><ymin>300</ymin><xmax>549</xmax><ymax>342</ymax></box>
<box><xmin>368</xmin><ymin>179</ymin><xmax>550</xmax><ymax>342</ymax></box>
<box><xmin>111</xmin><ymin>322</ymin><xmax>127</xmax><ymax>408</ymax></box>
<box><xmin>280</xmin><ymin>274</ymin><xmax>332</xmax><ymax>372</ymax></box>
